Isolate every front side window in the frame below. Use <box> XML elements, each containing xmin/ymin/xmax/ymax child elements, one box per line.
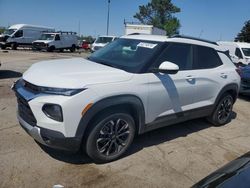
<box><xmin>235</xmin><ymin>48</ymin><xmax>243</xmax><ymax>59</ymax></box>
<box><xmin>88</xmin><ymin>38</ymin><xmax>163</xmax><ymax>73</ymax></box>
<box><xmin>193</xmin><ymin>45</ymin><xmax>222</xmax><ymax>69</ymax></box>
<box><xmin>14</xmin><ymin>30</ymin><xmax>23</xmax><ymax>38</ymax></box>
<box><xmin>155</xmin><ymin>43</ymin><xmax>192</xmax><ymax>70</ymax></box>
<box><xmin>242</xmin><ymin>48</ymin><xmax>250</xmax><ymax>57</ymax></box>
<box><xmin>55</xmin><ymin>35</ymin><xmax>60</xmax><ymax>41</ymax></box>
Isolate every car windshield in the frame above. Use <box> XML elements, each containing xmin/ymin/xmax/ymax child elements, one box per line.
<box><xmin>88</xmin><ymin>38</ymin><xmax>163</xmax><ymax>73</ymax></box>
<box><xmin>242</xmin><ymin>48</ymin><xmax>250</xmax><ymax>57</ymax></box>
<box><xmin>39</xmin><ymin>34</ymin><xmax>55</xmax><ymax>40</ymax></box>
<box><xmin>95</xmin><ymin>37</ymin><xmax>113</xmax><ymax>43</ymax></box>
<box><xmin>3</xmin><ymin>29</ymin><xmax>17</xmax><ymax>35</ymax></box>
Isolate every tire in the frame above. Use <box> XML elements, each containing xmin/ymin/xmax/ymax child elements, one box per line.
<box><xmin>1</xmin><ymin>45</ymin><xmax>6</xmax><ymax>50</ymax></box>
<box><xmin>11</xmin><ymin>43</ymin><xmax>18</xmax><ymax>50</ymax></box>
<box><xmin>47</xmin><ymin>46</ymin><xmax>55</xmax><ymax>52</ymax></box>
<box><xmin>85</xmin><ymin>112</ymin><xmax>135</xmax><ymax>163</ymax></box>
<box><xmin>207</xmin><ymin>93</ymin><xmax>234</xmax><ymax>126</ymax></box>
<box><xmin>70</xmin><ymin>44</ymin><xmax>76</xmax><ymax>52</ymax></box>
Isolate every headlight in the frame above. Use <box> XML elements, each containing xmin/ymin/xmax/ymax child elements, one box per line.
<box><xmin>39</xmin><ymin>87</ymin><xmax>85</xmax><ymax>96</ymax></box>
<box><xmin>18</xmin><ymin>79</ymin><xmax>86</xmax><ymax>96</ymax></box>
<box><xmin>42</xmin><ymin>104</ymin><xmax>63</xmax><ymax>122</ymax></box>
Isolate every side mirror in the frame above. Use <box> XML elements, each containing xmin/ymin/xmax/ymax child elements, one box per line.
<box><xmin>152</xmin><ymin>61</ymin><xmax>179</xmax><ymax>74</ymax></box>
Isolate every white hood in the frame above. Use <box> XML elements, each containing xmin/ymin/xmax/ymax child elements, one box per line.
<box><xmin>23</xmin><ymin>58</ymin><xmax>133</xmax><ymax>88</ymax></box>
<box><xmin>33</xmin><ymin>40</ymin><xmax>52</xmax><ymax>44</ymax></box>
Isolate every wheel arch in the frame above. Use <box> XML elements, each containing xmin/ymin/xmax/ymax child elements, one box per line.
<box><xmin>75</xmin><ymin>95</ymin><xmax>146</xmax><ymax>140</ymax></box>
<box><xmin>215</xmin><ymin>83</ymin><xmax>239</xmax><ymax>106</ymax></box>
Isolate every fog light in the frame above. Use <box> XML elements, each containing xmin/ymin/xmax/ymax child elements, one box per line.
<box><xmin>42</xmin><ymin>104</ymin><xmax>63</xmax><ymax>122</ymax></box>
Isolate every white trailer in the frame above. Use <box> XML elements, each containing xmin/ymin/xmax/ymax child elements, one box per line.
<box><xmin>125</xmin><ymin>24</ymin><xmax>166</xmax><ymax>36</ymax></box>
<box><xmin>0</xmin><ymin>24</ymin><xmax>54</xmax><ymax>50</ymax></box>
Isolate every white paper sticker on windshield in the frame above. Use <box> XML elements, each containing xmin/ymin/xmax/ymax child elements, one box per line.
<box><xmin>137</xmin><ymin>42</ymin><xmax>157</xmax><ymax>49</ymax></box>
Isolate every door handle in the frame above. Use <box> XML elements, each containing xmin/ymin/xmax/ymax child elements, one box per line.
<box><xmin>220</xmin><ymin>73</ymin><xmax>227</xmax><ymax>79</ymax></box>
<box><xmin>186</xmin><ymin>75</ymin><xmax>194</xmax><ymax>82</ymax></box>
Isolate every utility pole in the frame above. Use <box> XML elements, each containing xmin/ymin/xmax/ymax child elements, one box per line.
<box><xmin>106</xmin><ymin>0</ymin><xmax>110</xmax><ymax>35</ymax></box>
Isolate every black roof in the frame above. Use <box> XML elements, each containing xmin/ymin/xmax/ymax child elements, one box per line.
<box><xmin>172</xmin><ymin>35</ymin><xmax>218</xmax><ymax>46</ymax></box>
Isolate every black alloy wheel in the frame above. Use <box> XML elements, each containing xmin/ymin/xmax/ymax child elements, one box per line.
<box><xmin>85</xmin><ymin>113</ymin><xmax>135</xmax><ymax>163</ymax></box>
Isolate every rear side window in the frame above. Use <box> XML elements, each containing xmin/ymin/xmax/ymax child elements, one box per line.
<box><xmin>156</xmin><ymin>43</ymin><xmax>192</xmax><ymax>70</ymax></box>
<box><xmin>193</xmin><ymin>45</ymin><xmax>222</xmax><ymax>69</ymax></box>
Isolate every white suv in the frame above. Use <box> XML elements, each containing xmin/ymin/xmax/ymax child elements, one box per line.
<box><xmin>13</xmin><ymin>35</ymin><xmax>240</xmax><ymax>163</ymax></box>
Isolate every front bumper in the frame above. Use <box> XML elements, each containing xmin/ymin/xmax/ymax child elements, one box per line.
<box><xmin>32</xmin><ymin>42</ymin><xmax>48</xmax><ymax>50</ymax></box>
<box><xmin>18</xmin><ymin>114</ymin><xmax>81</xmax><ymax>152</ymax></box>
<box><xmin>12</xmin><ymin>79</ymin><xmax>85</xmax><ymax>152</ymax></box>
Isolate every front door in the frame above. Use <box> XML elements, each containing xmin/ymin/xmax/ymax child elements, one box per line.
<box><xmin>146</xmin><ymin>42</ymin><xmax>196</xmax><ymax>123</ymax></box>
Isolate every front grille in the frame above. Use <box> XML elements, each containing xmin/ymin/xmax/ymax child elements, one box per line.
<box><xmin>16</xmin><ymin>93</ymin><xmax>37</xmax><ymax>126</ymax></box>
<box><xmin>33</xmin><ymin>42</ymin><xmax>46</xmax><ymax>47</ymax></box>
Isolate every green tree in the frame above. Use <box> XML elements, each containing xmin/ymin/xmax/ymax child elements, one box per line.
<box><xmin>235</xmin><ymin>20</ymin><xmax>250</xmax><ymax>42</ymax></box>
<box><xmin>134</xmin><ymin>0</ymin><xmax>181</xmax><ymax>36</ymax></box>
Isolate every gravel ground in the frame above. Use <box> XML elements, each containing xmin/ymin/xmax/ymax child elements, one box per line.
<box><xmin>0</xmin><ymin>50</ymin><xmax>250</xmax><ymax>188</ymax></box>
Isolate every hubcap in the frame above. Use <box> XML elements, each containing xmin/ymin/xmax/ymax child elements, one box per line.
<box><xmin>96</xmin><ymin>118</ymin><xmax>130</xmax><ymax>156</ymax></box>
<box><xmin>217</xmin><ymin>97</ymin><xmax>232</xmax><ymax>122</ymax></box>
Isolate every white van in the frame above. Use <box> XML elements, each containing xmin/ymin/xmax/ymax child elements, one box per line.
<box><xmin>218</xmin><ymin>41</ymin><xmax>250</xmax><ymax>65</ymax></box>
<box><xmin>91</xmin><ymin>35</ymin><xmax>117</xmax><ymax>52</ymax></box>
<box><xmin>0</xmin><ymin>24</ymin><xmax>54</xmax><ymax>50</ymax></box>
<box><xmin>32</xmin><ymin>32</ymin><xmax>78</xmax><ymax>52</ymax></box>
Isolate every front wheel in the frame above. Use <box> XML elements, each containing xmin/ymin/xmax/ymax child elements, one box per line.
<box><xmin>11</xmin><ymin>43</ymin><xmax>18</xmax><ymax>50</ymax></box>
<box><xmin>207</xmin><ymin>93</ymin><xmax>234</xmax><ymax>126</ymax></box>
<box><xmin>85</xmin><ymin>113</ymin><xmax>135</xmax><ymax>163</ymax></box>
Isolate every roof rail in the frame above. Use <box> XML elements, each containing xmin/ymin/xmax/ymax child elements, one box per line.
<box><xmin>172</xmin><ymin>35</ymin><xmax>218</xmax><ymax>46</ymax></box>
<box><xmin>56</xmin><ymin>31</ymin><xmax>77</xmax><ymax>35</ymax></box>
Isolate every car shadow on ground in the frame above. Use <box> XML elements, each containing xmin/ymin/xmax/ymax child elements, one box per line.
<box><xmin>0</xmin><ymin>70</ymin><xmax>22</xmax><ymax>79</ymax></box>
<box><xmin>38</xmin><ymin>113</ymin><xmax>237</xmax><ymax>165</ymax></box>
<box><xmin>238</xmin><ymin>94</ymin><xmax>250</xmax><ymax>101</ymax></box>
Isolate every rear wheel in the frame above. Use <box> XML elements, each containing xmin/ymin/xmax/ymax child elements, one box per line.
<box><xmin>207</xmin><ymin>93</ymin><xmax>234</xmax><ymax>126</ymax></box>
<box><xmin>85</xmin><ymin>112</ymin><xmax>135</xmax><ymax>163</ymax></box>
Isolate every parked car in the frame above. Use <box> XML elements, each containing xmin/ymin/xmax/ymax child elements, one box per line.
<box><xmin>0</xmin><ymin>24</ymin><xmax>54</xmax><ymax>50</ymax></box>
<box><xmin>192</xmin><ymin>151</ymin><xmax>250</xmax><ymax>188</ymax></box>
<box><xmin>32</xmin><ymin>31</ymin><xmax>78</xmax><ymax>52</ymax></box>
<box><xmin>237</xmin><ymin>64</ymin><xmax>250</xmax><ymax>95</ymax></box>
<box><xmin>91</xmin><ymin>35</ymin><xmax>117</xmax><ymax>52</ymax></box>
<box><xmin>218</xmin><ymin>41</ymin><xmax>250</xmax><ymax>66</ymax></box>
<box><xmin>79</xmin><ymin>40</ymin><xmax>91</xmax><ymax>51</ymax></box>
<box><xmin>13</xmin><ymin>35</ymin><xmax>240</xmax><ymax>163</ymax></box>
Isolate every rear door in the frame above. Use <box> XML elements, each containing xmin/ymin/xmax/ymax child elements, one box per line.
<box><xmin>191</xmin><ymin>45</ymin><xmax>225</xmax><ymax>108</ymax></box>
